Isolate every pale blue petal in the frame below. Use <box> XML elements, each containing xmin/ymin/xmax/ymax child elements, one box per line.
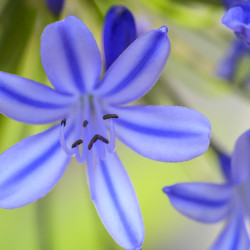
<box><xmin>41</xmin><ymin>16</ymin><xmax>102</xmax><ymax>94</ymax></box>
<box><xmin>104</xmin><ymin>105</ymin><xmax>211</xmax><ymax>162</ymax></box>
<box><xmin>163</xmin><ymin>183</ymin><xmax>233</xmax><ymax>223</ymax></box>
<box><xmin>0</xmin><ymin>123</ymin><xmax>74</xmax><ymax>209</ymax></box>
<box><xmin>222</xmin><ymin>4</ymin><xmax>250</xmax><ymax>42</ymax></box>
<box><xmin>0</xmin><ymin>71</ymin><xmax>75</xmax><ymax>124</ymax></box>
<box><xmin>210</xmin><ymin>208</ymin><xmax>250</xmax><ymax>250</ymax></box>
<box><xmin>231</xmin><ymin>129</ymin><xmax>250</xmax><ymax>184</ymax></box>
<box><xmin>95</xmin><ymin>26</ymin><xmax>170</xmax><ymax>105</ymax></box>
<box><xmin>88</xmin><ymin>152</ymin><xmax>144</xmax><ymax>249</ymax></box>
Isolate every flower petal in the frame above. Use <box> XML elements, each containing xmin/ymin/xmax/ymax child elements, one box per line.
<box><xmin>223</xmin><ymin>0</ymin><xmax>241</xmax><ymax>9</ymax></box>
<box><xmin>87</xmin><ymin>152</ymin><xmax>144</xmax><ymax>249</ymax></box>
<box><xmin>231</xmin><ymin>129</ymin><xmax>250</xmax><ymax>184</ymax></box>
<box><xmin>222</xmin><ymin>4</ymin><xmax>250</xmax><ymax>42</ymax></box>
<box><xmin>216</xmin><ymin>39</ymin><xmax>250</xmax><ymax>81</ymax></box>
<box><xmin>104</xmin><ymin>105</ymin><xmax>211</xmax><ymax>162</ymax></box>
<box><xmin>95</xmin><ymin>26</ymin><xmax>170</xmax><ymax>105</ymax></box>
<box><xmin>103</xmin><ymin>5</ymin><xmax>136</xmax><ymax>69</ymax></box>
<box><xmin>46</xmin><ymin>0</ymin><xmax>64</xmax><ymax>16</ymax></box>
<box><xmin>0</xmin><ymin>123</ymin><xmax>74</xmax><ymax>209</ymax></box>
<box><xmin>0</xmin><ymin>71</ymin><xmax>75</xmax><ymax>124</ymax></box>
<box><xmin>41</xmin><ymin>16</ymin><xmax>102</xmax><ymax>94</ymax></box>
<box><xmin>222</xmin><ymin>6</ymin><xmax>245</xmax><ymax>33</ymax></box>
<box><xmin>217</xmin><ymin>151</ymin><xmax>232</xmax><ymax>183</ymax></box>
<box><xmin>163</xmin><ymin>183</ymin><xmax>233</xmax><ymax>223</ymax></box>
<box><xmin>210</xmin><ymin>208</ymin><xmax>250</xmax><ymax>250</ymax></box>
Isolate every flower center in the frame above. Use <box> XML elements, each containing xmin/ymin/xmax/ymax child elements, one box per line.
<box><xmin>59</xmin><ymin>106</ymin><xmax>119</xmax><ymax>164</ymax></box>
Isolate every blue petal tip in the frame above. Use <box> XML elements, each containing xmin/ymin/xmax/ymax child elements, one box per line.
<box><xmin>160</xmin><ymin>26</ymin><xmax>168</xmax><ymax>34</ymax></box>
<box><xmin>162</xmin><ymin>186</ymin><xmax>170</xmax><ymax>194</ymax></box>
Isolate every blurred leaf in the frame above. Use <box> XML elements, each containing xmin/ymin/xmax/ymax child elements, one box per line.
<box><xmin>0</xmin><ymin>0</ymin><xmax>38</xmax><ymax>73</ymax></box>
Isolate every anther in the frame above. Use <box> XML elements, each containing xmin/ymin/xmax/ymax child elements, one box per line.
<box><xmin>103</xmin><ymin>114</ymin><xmax>119</xmax><ymax>120</ymax></box>
<box><xmin>99</xmin><ymin>135</ymin><xmax>109</xmax><ymax>144</ymax></box>
<box><xmin>72</xmin><ymin>139</ymin><xmax>83</xmax><ymax>148</ymax></box>
<box><xmin>61</xmin><ymin>118</ymin><xmax>66</xmax><ymax>126</ymax></box>
<box><xmin>88</xmin><ymin>134</ymin><xmax>109</xmax><ymax>150</ymax></box>
<box><xmin>83</xmin><ymin>120</ymin><xmax>88</xmax><ymax>127</ymax></box>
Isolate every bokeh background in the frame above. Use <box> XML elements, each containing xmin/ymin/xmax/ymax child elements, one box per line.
<box><xmin>0</xmin><ymin>0</ymin><xmax>250</xmax><ymax>249</ymax></box>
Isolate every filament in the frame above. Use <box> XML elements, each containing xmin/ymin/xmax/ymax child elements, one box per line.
<box><xmin>108</xmin><ymin>118</ymin><xmax>116</xmax><ymax>153</ymax></box>
<box><xmin>60</xmin><ymin>121</ymin><xmax>75</xmax><ymax>156</ymax></box>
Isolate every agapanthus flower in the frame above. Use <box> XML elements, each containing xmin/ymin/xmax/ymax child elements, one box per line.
<box><xmin>46</xmin><ymin>0</ymin><xmax>64</xmax><ymax>16</ymax></box>
<box><xmin>222</xmin><ymin>0</ymin><xmax>242</xmax><ymax>9</ymax></box>
<box><xmin>222</xmin><ymin>1</ymin><xmax>250</xmax><ymax>43</ymax></box>
<box><xmin>163</xmin><ymin>129</ymin><xmax>250</xmax><ymax>249</ymax></box>
<box><xmin>0</xmin><ymin>15</ymin><xmax>211</xmax><ymax>249</ymax></box>
<box><xmin>103</xmin><ymin>5</ymin><xmax>136</xmax><ymax>69</ymax></box>
<box><xmin>217</xmin><ymin>38</ymin><xmax>250</xmax><ymax>81</ymax></box>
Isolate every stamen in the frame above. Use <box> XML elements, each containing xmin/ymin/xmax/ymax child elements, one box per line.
<box><xmin>103</xmin><ymin>114</ymin><xmax>119</xmax><ymax>120</ymax></box>
<box><xmin>108</xmin><ymin>119</ymin><xmax>116</xmax><ymax>153</ymax></box>
<box><xmin>74</xmin><ymin>142</ymin><xmax>85</xmax><ymax>163</ymax></box>
<box><xmin>61</xmin><ymin>118</ymin><xmax>66</xmax><ymax>126</ymax></box>
<box><xmin>72</xmin><ymin>139</ymin><xmax>83</xmax><ymax>148</ymax></box>
<box><xmin>60</xmin><ymin>122</ymin><xmax>75</xmax><ymax>156</ymax></box>
<box><xmin>86</xmin><ymin>149</ymin><xmax>96</xmax><ymax>200</ymax></box>
<box><xmin>83</xmin><ymin>120</ymin><xmax>88</xmax><ymax>127</ymax></box>
<box><xmin>88</xmin><ymin>134</ymin><xmax>109</xmax><ymax>150</ymax></box>
<box><xmin>99</xmin><ymin>135</ymin><xmax>109</xmax><ymax>144</ymax></box>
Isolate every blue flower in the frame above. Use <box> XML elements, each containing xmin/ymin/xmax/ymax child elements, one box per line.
<box><xmin>163</xmin><ymin>129</ymin><xmax>250</xmax><ymax>249</ymax></box>
<box><xmin>222</xmin><ymin>0</ymin><xmax>242</xmax><ymax>9</ymax></box>
<box><xmin>222</xmin><ymin>1</ymin><xmax>250</xmax><ymax>43</ymax></box>
<box><xmin>217</xmin><ymin>38</ymin><xmax>250</xmax><ymax>81</ymax></box>
<box><xmin>46</xmin><ymin>0</ymin><xmax>64</xmax><ymax>16</ymax></box>
<box><xmin>103</xmin><ymin>5</ymin><xmax>137</xmax><ymax>69</ymax></box>
<box><xmin>0</xmin><ymin>16</ymin><xmax>211</xmax><ymax>249</ymax></box>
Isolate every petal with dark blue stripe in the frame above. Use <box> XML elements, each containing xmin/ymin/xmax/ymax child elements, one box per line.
<box><xmin>0</xmin><ymin>71</ymin><xmax>75</xmax><ymax>124</ymax></box>
<box><xmin>103</xmin><ymin>5</ymin><xmax>136</xmax><ymax>69</ymax></box>
<box><xmin>0</xmin><ymin>123</ymin><xmax>74</xmax><ymax>209</ymax></box>
<box><xmin>210</xmin><ymin>207</ymin><xmax>250</xmax><ymax>250</ymax></box>
<box><xmin>95</xmin><ymin>26</ymin><xmax>170</xmax><ymax>104</ymax></box>
<box><xmin>89</xmin><ymin>152</ymin><xmax>144</xmax><ymax>249</ymax></box>
<box><xmin>104</xmin><ymin>105</ymin><xmax>211</xmax><ymax>162</ymax></box>
<box><xmin>41</xmin><ymin>16</ymin><xmax>102</xmax><ymax>94</ymax></box>
<box><xmin>163</xmin><ymin>183</ymin><xmax>233</xmax><ymax>223</ymax></box>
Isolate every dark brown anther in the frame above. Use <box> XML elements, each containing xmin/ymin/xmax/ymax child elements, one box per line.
<box><xmin>83</xmin><ymin>120</ymin><xmax>88</xmax><ymax>127</ymax></box>
<box><xmin>72</xmin><ymin>139</ymin><xmax>83</xmax><ymax>148</ymax></box>
<box><xmin>61</xmin><ymin>118</ymin><xmax>66</xmax><ymax>126</ymax></box>
<box><xmin>88</xmin><ymin>134</ymin><xmax>109</xmax><ymax>150</ymax></box>
<box><xmin>103</xmin><ymin>114</ymin><xmax>119</xmax><ymax>120</ymax></box>
<box><xmin>88</xmin><ymin>135</ymin><xmax>99</xmax><ymax>150</ymax></box>
<box><xmin>99</xmin><ymin>135</ymin><xmax>109</xmax><ymax>144</ymax></box>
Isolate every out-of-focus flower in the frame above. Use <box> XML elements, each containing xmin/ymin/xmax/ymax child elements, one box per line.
<box><xmin>103</xmin><ymin>5</ymin><xmax>136</xmax><ymax>69</ymax></box>
<box><xmin>222</xmin><ymin>0</ymin><xmax>242</xmax><ymax>9</ymax></box>
<box><xmin>222</xmin><ymin>1</ymin><xmax>250</xmax><ymax>43</ymax></box>
<box><xmin>217</xmin><ymin>38</ymin><xmax>250</xmax><ymax>81</ymax></box>
<box><xmin>0</xmin><ymin>15</ymin><xmax>211</xmax><ymax>249</ymax></box>
<box><xmin>46</xmin><ymin>0</ymin><xmax>64</xmax><ymax>16</ymax></box>
<box><xmin>163</xmin><ymin>129</ymin><xmax>250</xmax><ymax>249</ymax></box>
